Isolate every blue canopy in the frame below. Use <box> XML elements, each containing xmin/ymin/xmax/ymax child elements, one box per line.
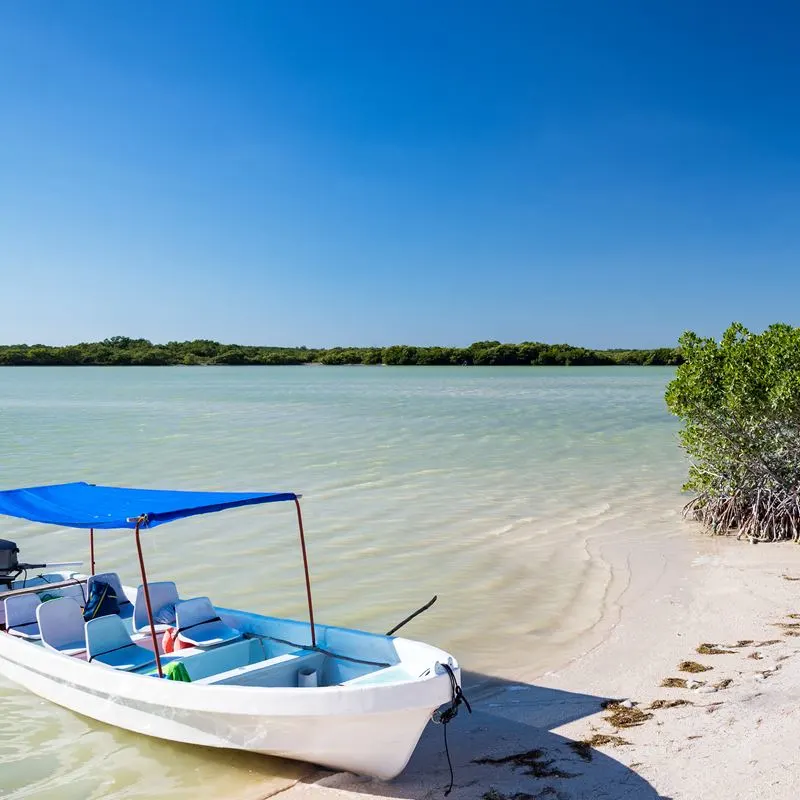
<box><xmin>0</xmin><ymin>482</ymin><xmax>298</xmax><ymax>530</ymax></box>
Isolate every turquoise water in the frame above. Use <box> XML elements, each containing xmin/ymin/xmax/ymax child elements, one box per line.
<box><xmin>0</xmin><ymin>366</ymin><xmax>690</xmax><ymax>798</ymax></box>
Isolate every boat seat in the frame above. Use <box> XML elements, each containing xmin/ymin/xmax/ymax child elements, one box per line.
<box><xmin>175</xmin><ymin>597</ymin><xmax>241</xmax><ymax>648</ymax></box>
<box><xmin>4</xmin><ymin>594</ymin><xmax>41</xmax><ymax>640</ymax></box>
<box><xmin>133</xmin><ymin>581</ymin><xmax>179</xmax><ymax>633</ymax></box>
<box><xmin>85</xmin><ymin>614</ymin><xmax>156</xmax><ymax>671</ymax></box>
<box><xmin>37</xmin><ymin>597</ymin><xmax>86</xmax><ymax>655</ymax></box>
<box><xmin>87</xmin><ymin>572</ymin><xmax>133</xmax><ymax>619</ymax></box>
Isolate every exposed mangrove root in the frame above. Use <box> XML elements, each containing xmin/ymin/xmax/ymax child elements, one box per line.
<box><xmin>685</xmin><ymin>489</ymin><xmax>800</xmax><ymax>543</ymax></box>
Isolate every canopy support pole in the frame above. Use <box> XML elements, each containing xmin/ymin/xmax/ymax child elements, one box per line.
<box><xmin>134</xmin><ymin>519</ymin><xmax>163</xmax><ymax>678</ymax></box>
<box><xmin>294</xmin><ymin>498</ymin><xmax>316</xmax><ymax>648</ymax></box>
<box><xmin>89</xmin><ymin>528</ymin><xmax>95</xmax><ymax>576</ymax></box>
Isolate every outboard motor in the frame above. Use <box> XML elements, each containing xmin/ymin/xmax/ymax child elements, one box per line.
<box><xmin>0</xmin><ymin>539</ymin><xmax>20</xmax><ymax>589</ymax></box>
<box><xmin>0</xmin><ymin>540</ymin><xmax>49</xmax><ymax>590</ymax></box>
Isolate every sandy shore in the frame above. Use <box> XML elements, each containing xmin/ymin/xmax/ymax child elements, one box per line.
<box><xmin>272</xmin><ymin>535</ymin><xmax>800</xmax><ymax>800</ymax></box>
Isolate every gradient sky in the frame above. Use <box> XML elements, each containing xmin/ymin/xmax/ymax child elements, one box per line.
<box><xmin>1</xmin><ymin>1</ymin><xmax>798</xmax><ymax>348</ymax></box>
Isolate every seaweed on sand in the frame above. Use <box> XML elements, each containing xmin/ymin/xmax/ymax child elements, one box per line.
<box><xmin>474</xmin><ymin>750</ymin><xmax>577</xmax><ymax>779</ymax></box>
<box><xmin>679</xmin><ymin>661</ymin><xmax>712</xmax><ymax>673</ymax></box>
<box><xmin>482</xmin><ymin>790</ymin><xmax>537</xmax><ymax>800</ymax></box>
<box><xmin>568</xmin><ymin>735</ymin><xmax>630</xmax><ymax>762</ymax></box>
<box><xmin>602</xmin><ymin>702</ymin><xmax>654</xmax><ymax>728</ymax></box>
<box><xmin>697</xmin><ymin>643</ymin><xmax>735</xmax><ymax>655</ymax></box>
<box><xmin>650</xmin><ymin>699</ymin><xmax>693</xmax><ymax>709</ymax></box>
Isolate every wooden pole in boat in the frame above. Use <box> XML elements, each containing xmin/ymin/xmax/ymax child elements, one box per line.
<box><xmin>134</xmin><ymin>518</ymin><xmax>163</xmax><ymax>678</ymax></box>
<box><xmin>89</xmin><ymin>528</ymin><xmax>95</xmax><ymax>576</ymax></box>
<box><xmin>294</xmin><ymin>498</ymin><xmax>316</xmax><ymax>648</ymax></box>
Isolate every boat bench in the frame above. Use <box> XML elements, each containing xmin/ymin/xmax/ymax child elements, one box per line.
<box><xmin>175</xmin><ymin>638</ymin><xmax>262</xmax><ymax>682</ymax></box>
<box><xmin>342</xmin><ymin>664</ymin><xmax>413</xmax><ymax>686</ymax></box>
<box><xmin>195</xmin><ymin>649</ymin><xmax>325</xmax><ymax>687</ymax></box>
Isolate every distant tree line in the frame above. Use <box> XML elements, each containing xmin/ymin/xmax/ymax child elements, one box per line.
<box><xmin>0</xmin><ymin>336</ymin><xmax>683</xmax><ymax>366</ymax></box>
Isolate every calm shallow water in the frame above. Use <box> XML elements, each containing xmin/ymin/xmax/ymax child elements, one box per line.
<box><xmin>0</xmin><ymin>366</ymin><xmax>690</xmax><ymax>798</ymax></box>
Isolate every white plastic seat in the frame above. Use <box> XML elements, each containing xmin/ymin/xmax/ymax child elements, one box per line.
<box><xmin>133</xmin><ymin>581</ymin><xmax>179</xmax><ymax>633</ymax></box>
<box><xmin>37</xmin><ymin>597</ymin><xmax>86</xmax><ymax>655</ymax></box>
<box><xmin>175</xmin><ymin>597</ymin><xmax>241</xmax><ymax>648</ymax></box>
<box><xmin>4</xmin><ymin>594</ymin><xmax>41</xmax><ymax>640</ymax></box>
<box><xmin>85</xmin><ymin>614</ymin><xmax>155</xmax><ymax>671</ymax></box>
<box><xmin>86</xmin><ymin>572</ymin><xmax>133</xmax><ymax>619</ymax></box>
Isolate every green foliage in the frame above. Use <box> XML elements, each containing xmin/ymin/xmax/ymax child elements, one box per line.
<box><xmin>665</xmin><ymin>322</ymin><xmax>800</xmax><ymax>541</ymax></box>
<box><xmin>0</xmin><ymin>338</ymin><xmax>683</xmax><ymax>368</ymax></box>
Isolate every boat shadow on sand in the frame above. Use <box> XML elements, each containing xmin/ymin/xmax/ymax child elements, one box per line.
<box><xmin>300</xmin><ymin>671</ymin><xmax>673</xmax><ymax>800</ymax></box>
<box><xmin>1</xmin><ymin>672</ymin><xmax>671</xmax><ymax>800</ymax></box>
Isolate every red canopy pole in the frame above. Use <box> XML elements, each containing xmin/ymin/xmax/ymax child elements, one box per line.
<box><xmin>89</xmin><ymin>528</ymin><xmax>96</xmax><ymax>576</ymax></box>
<box><xmin>294</xmin><ymin>498</ymin><xmax>316</xmax><ymax>648</ymax></box>
<box><xmin>134</xmin><ymin>518</ymin><xmax>163</xmax><ymax>678</ymax></box>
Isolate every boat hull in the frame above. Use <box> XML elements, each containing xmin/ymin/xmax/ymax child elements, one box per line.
<box><xmin>0</xmin><ymin>617</ymin><xmax>456</xmax><ymax>779</ymax></box>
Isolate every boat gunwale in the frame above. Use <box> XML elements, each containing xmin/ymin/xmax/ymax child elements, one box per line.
<box><xmin>0</xmin><ymin>597</ymin><xmax>458</xmax><ymax>714</ymax></box>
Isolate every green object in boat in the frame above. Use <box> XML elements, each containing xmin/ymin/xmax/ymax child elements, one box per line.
<box><xmin>163</xmin><ymin>661</ymin><xmax>192</xmax><ymax>682</ymax></box>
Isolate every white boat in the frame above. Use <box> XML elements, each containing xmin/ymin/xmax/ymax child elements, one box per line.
<box><xmin>0</xmin><ymin>482</ymin><xmax>463</xmax><ymax>780</ymax></box>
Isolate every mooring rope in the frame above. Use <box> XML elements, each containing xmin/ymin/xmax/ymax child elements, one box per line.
<box><xmin>432</xmin><ymin>663</ymin><xmax>472</xmax><ymax>795</ymax></box>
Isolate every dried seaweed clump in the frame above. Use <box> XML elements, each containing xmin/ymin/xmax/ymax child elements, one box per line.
<box><xmin>474</xmin><ymin>749</ymin><xmax>576</xmax><ymax>780</ymax></box>
<box><xmin>697</xmin><ymin>643</ymin><xmax>735</xmax><ymax>655</ymax></box>
<box><xmin>482</xmin><ymin>790</ymin><xmax>537</xmax><ymax>800</ymax></box>
<box><xmin>568</xmin><ymin>735</ymin><xmax>630</xmax><ymax>762</ymax></box>
<box><xmin>679</xmin><ymin>661</ymin><xmax>712</xmax><ymax>673</ymax></box>
<box><xmin>603</xmin><ymin>703</ymin><xmax>654</xmax><ymax>728</ymax></box>
<box><xmin>661</xmin><ymin>677</ymin><xmax>688</xmax><ymax>688</ymax></box>
<box><xmin>650</xmin><ymin>699</ymin><xmax>693</xmax><ymax>709</ymax></box>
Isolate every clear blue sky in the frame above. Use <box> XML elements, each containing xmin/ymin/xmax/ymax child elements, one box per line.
<box><xmin>1</xmin><ymin>1</ymin><xmax>798</xmax><ymax>348</ymax></box>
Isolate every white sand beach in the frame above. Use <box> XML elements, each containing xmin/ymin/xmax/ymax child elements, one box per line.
<box><xmin>276</xmin><ymin>537</ymin><xmax>800</xmax><ymax>800</ymax></box>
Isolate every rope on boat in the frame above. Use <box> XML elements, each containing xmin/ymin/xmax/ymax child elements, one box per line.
<box><xmin>36</xmin><ymin>573</ymin><xmax>86</xmax><ymax>604</ymax></box>
<box><xmin>432</xmin><ymin>663</ymin><xmax>471</xmax><ymax>796</ymax></box>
